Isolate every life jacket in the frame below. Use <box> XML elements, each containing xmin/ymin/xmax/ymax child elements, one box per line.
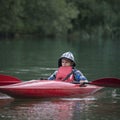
<box><xmin>55</xmin><ymin>66</ymin><xmax>74</xmax><ymax>82</ymax></box>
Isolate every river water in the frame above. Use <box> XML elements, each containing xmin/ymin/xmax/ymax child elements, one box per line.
<box><xmin>0</xmin><ymin>37</ymin><xmax>120</xmax><ymax>120</ymax></box>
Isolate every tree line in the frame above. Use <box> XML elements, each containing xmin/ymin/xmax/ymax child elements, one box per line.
<box><xmin>0</xmin><ymin>0</ymin><xmax>119</xmax><ymax>38</ymax></box>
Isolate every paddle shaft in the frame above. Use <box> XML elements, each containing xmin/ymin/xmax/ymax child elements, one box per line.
<box><xmin>0</xmin><ymin>74</ymin><xmax>120</xmax><ymax>88</ymax></box>
<box><xmin>84</xmin><ymin>78</ymin><xmax>120</xmax><ymax>88</ymax></box>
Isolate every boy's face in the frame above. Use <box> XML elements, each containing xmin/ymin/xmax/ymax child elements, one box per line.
<box><xmin>61</xmin><ymin>58</ymin><xmax>73</xmax><ymax>67</ymax></box>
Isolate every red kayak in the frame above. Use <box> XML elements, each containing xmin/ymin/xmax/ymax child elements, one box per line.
<box><xmin>0</xmin><ymin>74</ymin><xmax>120</xmax><ymax>99</ymax></box>
<box><xmin>0</xmin><ymin>80</ymin><xmax>103</xmax><ymax>99</ymax></box>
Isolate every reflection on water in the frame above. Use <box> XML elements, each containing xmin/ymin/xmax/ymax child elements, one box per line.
<box><xmin>0</xmin><ymin>96</ymin><xmax>97</xmax><ymax>120</ymax></box>
<box><xmin>0</xmin><ymin>95</ymin><xmax>13</xmax><ymax>107</ymax></box>
<box><xmin>0</xmin><ymin>89</ymin><xmax>120</xmax><ymax>120</ymax></box>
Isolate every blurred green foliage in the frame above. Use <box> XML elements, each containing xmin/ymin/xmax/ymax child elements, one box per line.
<box><xmin>0</xmin><ymin>0</ymin><xmax>119</xmax><ymax>38</ymax></box>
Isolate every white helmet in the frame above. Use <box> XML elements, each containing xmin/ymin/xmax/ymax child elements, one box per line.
<box><xmin>58</xmin><ymin>52</ymin><xmax>76</xmax><ymax>67</ymax></box>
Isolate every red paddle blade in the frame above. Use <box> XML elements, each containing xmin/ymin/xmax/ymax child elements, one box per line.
<box><xmin>0</xmin><ymin>74</ymin><xmax>21</xmax><ymax>86</ymax></box>
<box><xmin>90</xmin><ymin>78</ymin><xmax>120</xmax><ymax>88</ymax></box>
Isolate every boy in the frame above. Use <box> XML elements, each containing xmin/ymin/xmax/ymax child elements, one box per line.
<box><xmin>48</xmin><ymin>52</ymin><xmax>88</xmax><ymax>84</ymax></box>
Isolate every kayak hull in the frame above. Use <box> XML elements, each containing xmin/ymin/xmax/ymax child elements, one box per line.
<box><xmin>0</xmin><ymin>80</ymin><xmax>103</xmax><ymax>99</ymax></box>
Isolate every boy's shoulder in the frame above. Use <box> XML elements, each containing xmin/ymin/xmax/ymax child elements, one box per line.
<box><xmin>72</xmin><ymin>68</ymin><xmax>79</xmax><ymax>72</ymax></box>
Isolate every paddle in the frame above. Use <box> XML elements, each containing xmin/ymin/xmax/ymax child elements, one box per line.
<box><xmin>83</xmin><ymin>78</ymin><xmax>120</xmax><ymax>88</ymax></box>
<box><xmin>0</xmin><ymin>74</ymin><xmax>21</xmax><ymax>86</ymax></box>
<box><xmin>0</xmin><ymin>74</ymin><xmax>120</xmax><ymax>88</ymax></box>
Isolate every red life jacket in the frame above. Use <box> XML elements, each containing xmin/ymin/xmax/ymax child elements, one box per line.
<box><xmin>55</xmin><ymin>66</ymin><xmax>74</xmax><ymax>82</ymax></box>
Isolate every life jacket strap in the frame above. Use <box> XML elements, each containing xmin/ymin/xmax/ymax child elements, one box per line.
<box><xmin>62</xmin><ymin>71</ymin><xmax>74</xmax><ymax>81</ymax></box>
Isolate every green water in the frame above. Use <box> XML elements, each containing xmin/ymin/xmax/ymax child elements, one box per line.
<box><xmin>0</xmin><ymin>37</ymin><xmax>120</xmax><ymax>120</ymax></box>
